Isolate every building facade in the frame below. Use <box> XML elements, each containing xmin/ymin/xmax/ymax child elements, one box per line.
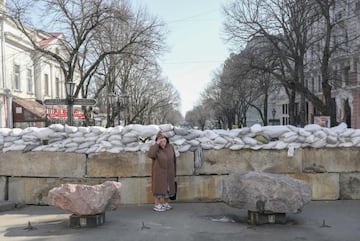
<box><xmin>303</xmin><ymin>0</ymin><xmax>360</xmax><ymax>128</ymax></box>
<box><xmin>267</xmin><ymin>0</ymin><xmax>360</xmax><ymax>128</ymax></box>
<box><xmin>0</xmin><ymin>2</ymin><xmax>73</xmax><ymax>128</ymax></box>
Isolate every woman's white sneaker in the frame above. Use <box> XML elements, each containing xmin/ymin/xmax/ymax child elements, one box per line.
<box><xmin>153</xmin><ymin>204</ymin><xmax>166</xmax><ymax>212</ymax></box>
<box><xmin>163</xmin><ymin>203</ymin><xmax>172</xmax><ymax>210</ymax></box>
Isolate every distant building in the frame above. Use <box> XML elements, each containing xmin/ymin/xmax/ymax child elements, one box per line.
<box><xmin>303</xmin><ymin>0</ymin><xmax>360</xmax><ymax>128</ymax></box>
<box><xmin>247</xmin><ymin>1</ymin><xmax>360</xmax><ymax>128</ymax></box>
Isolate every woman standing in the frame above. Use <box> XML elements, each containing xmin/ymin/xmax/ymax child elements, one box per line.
<box><xmin>147</xmin><ymin>131</ymin><xmax>177</xmax><ymax>212</ymax></box>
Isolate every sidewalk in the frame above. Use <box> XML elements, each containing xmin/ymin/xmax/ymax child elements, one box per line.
<box><xmin>0</xmin><ymin>200</ymin><xmax>359</xmax><ymax>241</ymax></box>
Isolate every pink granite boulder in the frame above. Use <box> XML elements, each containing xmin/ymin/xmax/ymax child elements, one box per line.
<box><xmin>48</xmin><ymin>181</ymin><xmax>122</xmax><ymax>215</ymax></box>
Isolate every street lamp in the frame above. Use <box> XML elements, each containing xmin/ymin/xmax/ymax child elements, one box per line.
<box><xmin>108</xmin><ymin>92</ymin><xmax>128</xmax><ymax>126</ymax></box>
<box><xmin>65</xmin><ymin>81</ymin><xmax>76</xmax><ymax>126</ymax></box>
<box><xmin>108</xmin><ymin>93</ymin><xmax>116</xmax><ymax>126</ymax></box>
<box><xmin>272</xmin><ymin>108</ymin><xmax>277</xmax><ymax>121</ymax></box>
<box><xmin>272</xmin><ymin>108</ymin><xmax>276</xmax><ymax>119</ymax></box>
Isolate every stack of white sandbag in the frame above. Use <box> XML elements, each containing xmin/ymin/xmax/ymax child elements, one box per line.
<box><xmin>0</xmin><ymin>122</ymin><xmax>358</xmax><ymax>154</ymax></box>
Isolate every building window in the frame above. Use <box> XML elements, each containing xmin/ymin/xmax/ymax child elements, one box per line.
<box><xmin>44</xmin><ymin>73</ymin><xmax>49</xmax><ymax>96</ymax></box>
<box><xmin>345</xmin><ymin>30</ymin><xmax>349</xmax><ymax>47</ymax></box>
<box><xmin>55</xmin><ymin>77</ymin><xmax>60</xmax><ymax>97</ymax></box>
<box><xmin>282</xmin><ymin>104</ymin><xmax>288</xmax><ymax>115</ymax></box>
<box><xmin>344</xmin><ymin>66</ymin><xmax>350</xmax><ymax>86</ymax></box>
<box><xmin>27</xmin><ymin>69</ymin><xmax>33</xmax><ymax>92</ymax></box>
<box><xmin>332</xmin><ymin>35</ymin><xmax>338</xmax><ymax>45</ymax></box>
<box><xmin>311</xmin><ymin>77</ymin><xmax>315</xmax><ymax>92</ymax></box>
<box><xmin>333</xmin><ymin>70</ymin><xmax>338</xmax><ymax>89</ymax></box>
<box><xmin>14</xmin><ymin>64</ymin><xmax>20</xmax><ymax>90</ymax></box>
<box><xmin>282</xmin><ymin>104</ymin><xmax>289</xmax><ymax>125</ymax></box>
<box><xmin>305</xmin><ymin>102</ymin><xmax>309</xmax><ymax>124</ymax></box>
<box><xmin>282</xmin><ymin>117</ymin><xmax>289</xmax><ymax>125</ymax></box>
<box><xmin>335</xmin><ymin>11</ymin><xmax>343</xmax><ymax>22</ymax></box>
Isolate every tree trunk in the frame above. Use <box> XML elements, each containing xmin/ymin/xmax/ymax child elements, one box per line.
<box><xmin>289</xmin><ymin>89</ymin><xmax>296</xmax><ymax>125</ymax></box>
<box><xmin>263</xmin><ymin>91</ymin><xmax>268</xmax><ymax>126</ymax></box>
<box><xmin>298</xmin><ymin>60</ymin><xmax>306</xmax><ymax>127</ymax></box>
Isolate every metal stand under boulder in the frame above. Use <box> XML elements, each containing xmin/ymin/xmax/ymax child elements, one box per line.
<box><xmin>69</xmin><ymin>212</ymin><xmax>106</xmax><ymax>228</ymax></box>
<box><xmin>248</xmin><ymin>210</ymin><xmax>286</xmax><ymax>225</ymax></box>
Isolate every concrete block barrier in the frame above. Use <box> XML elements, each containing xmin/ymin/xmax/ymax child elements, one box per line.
<box><xmin>289</xmin><ymin>173</ymin><xmax>340</xmax><ymax>200</ymax></box>
<box><xmin>340</xmin><ymin>173</ymin><xmax>360</xmax><ymax>199</ymax></box>
<box><xmin>0</xmin><ymin>151</ymin><xmax>86</xmax><ymax>178</ymax></box>
<box><xmin>302</xmin><ymin>148</ymin><xmax>360</xmax><ymax>173</ymax></box>
<box><xmin>0</xmin><ymin>147</ymin><xmax>359</xmax><ymax>205</ymax></box>
<box><xmin>198</xmin><ymin>149</ymin><xmax>302</xmax><ymax>175</ymax></box>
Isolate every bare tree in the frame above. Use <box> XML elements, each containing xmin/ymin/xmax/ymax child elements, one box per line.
<box><xmin>308</xmin><ymin>0</ymin><xmax>360</xmax><ymax>126</ymax></box>
<box><xmin>6</xmin><ymin>0</ymin><xmax>169</xmax><ymax>125</ymax></box>
<box><xmin>208</xmin><ymin>51</ymin><xmax>272</xmax><ymax>128</ymax></box>
<box><xmin>195</xmin><ymin>72</ymin><xmax>224</xmax><ymax>128</ymax></box>
<box><xmin>223</xmin><ymin>0</ymin><xmax>360</xmax><ymax>127</ymax></box>
<box><xmin>223</xmin><ymin>0</ymin><xmax>321</xmax><ymax>126</ymax></box>
<box><xmin>183</xmin><ymin>69</ymin><xmax>224</xmax><ymax>130</ymax></box>
<box><xmin>124</xmin><ymin>62</ymin><xmax>180</xmax><ymax>125</ymax></box>
<box><xmin>160</xmin><ymin>109</ymin><xmax>183</xmax><ymax>126</ymax></box>
<box><xmin>185</xmin><ymin>105</ymin><xmax>211</xmax><ymax>130</ymax></box>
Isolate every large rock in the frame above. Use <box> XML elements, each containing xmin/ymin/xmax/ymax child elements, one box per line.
<box><xmin>222</xmin><ymin>171</ymin><xmax>311</xmax><ymax>213</ymax></box>
<box><xmin>48</xmin><ymin>181</ymin><xmax>122</xmax><ymax>215</ymax></box>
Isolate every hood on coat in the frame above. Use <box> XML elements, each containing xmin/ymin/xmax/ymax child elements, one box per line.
<box><xmin>155</xmin><ymin>131</ymin><xmax>169</xmax><ymax>143</ymax></box>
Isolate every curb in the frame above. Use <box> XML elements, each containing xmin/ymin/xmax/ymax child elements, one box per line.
<box><xmin>0</xmin><ymin>201</ymin><xmax>16</xmax><ymax>212</ymax></box>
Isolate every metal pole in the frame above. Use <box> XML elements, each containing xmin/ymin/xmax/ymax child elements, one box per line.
<box><xmin>117</xmin><ymin>96</ymin><xmax>120</xmax><ymax>126</ymax></box>
<box><xmin>67</xmin><ymin>98</ymin><xmax>74</xmax><ymax>126</ymax></box>
<box><xmin>65</xmin><ymin>82</ymin><xmax>75</xmax><ymax>126</ymax></box>
<box><xmin>1</xmin><ymin>14</ymin><xmax>6</xmax><ymax>89</ymax></box>
<box><xmin>5</xmin><ymin>89</ymin><xmax>12</xmax><ymax>128</ymax></box>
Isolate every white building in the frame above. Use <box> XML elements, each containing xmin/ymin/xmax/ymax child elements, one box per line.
<box><xmin>0</xmin><ymin>1</ymin><xmax>74</xmax><ymax>128</ymax></box>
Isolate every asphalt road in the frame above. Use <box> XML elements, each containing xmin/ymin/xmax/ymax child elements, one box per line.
<box><xmin>0</xmin><ymin>200</ymin><xmax>359</xmax><ymax>241</ymax></box>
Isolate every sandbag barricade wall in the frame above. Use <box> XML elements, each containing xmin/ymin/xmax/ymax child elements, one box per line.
<box><xmin>0</xmin><ymin>147</ymin><xmax>359</xmax><ymax>205</ymax></box>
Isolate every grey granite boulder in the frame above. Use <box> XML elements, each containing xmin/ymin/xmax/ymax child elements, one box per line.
<box><xmin>222</xmin><ymin>171</ymin><xmax>311</xmax><ymax>213</ymax></box>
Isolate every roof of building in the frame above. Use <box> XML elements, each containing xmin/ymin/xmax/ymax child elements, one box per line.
<box><xmin>38</xmin><ymin>32</ymin><xmax>63</xmax><ymax>47</ymax></box>
<box><xmin>13</xmin><ymin>98</ymin><xmax>46</xmax><ymax>118</ymax></box>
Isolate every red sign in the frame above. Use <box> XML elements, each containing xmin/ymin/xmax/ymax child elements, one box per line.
<box><xmin>47</xmin><ymin>108</ymin><xmax>85</xmax><ymax>119</ymax></box>
<box><xmin>74</xmin><ymin>109</ymin><xmax>85</xmax><ymax>118</ymax></box>
<box><xmin>314</xmin><ymin>116</ymin><xmax>330</xmax><ymax>128</ymax></box>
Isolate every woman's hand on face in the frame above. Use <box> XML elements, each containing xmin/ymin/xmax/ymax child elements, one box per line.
<box><xmin>157</xmin><ymin>138</ymin><xmax>166</xmax><ymax>148</ymax></box>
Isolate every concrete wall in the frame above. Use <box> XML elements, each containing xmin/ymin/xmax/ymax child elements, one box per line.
<box><xmin>0</xmin><ymin>147</ymin><xmax>359</xmax><ymax>205</ymax></box>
